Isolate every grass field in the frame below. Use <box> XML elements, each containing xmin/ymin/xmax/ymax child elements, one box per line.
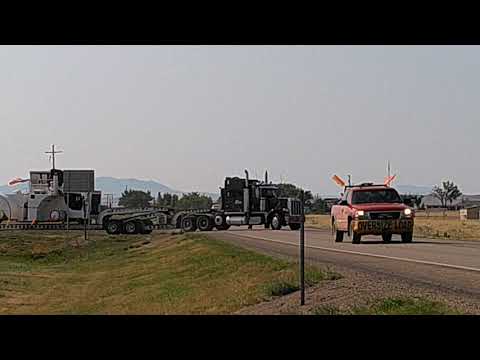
<box><xmin>313</xmin><ymin>297</ymin><xmax>460</xmax><ymax>315</ymax></box>
<box><xmin>306</xmin><ymin>213</ymin><xmax>480</xmax><ymax>241</ymax></box>
<box><xmin>0</xmin><ymin>230</ymin><xmax>337</xmax><ymax>314</ymax></box>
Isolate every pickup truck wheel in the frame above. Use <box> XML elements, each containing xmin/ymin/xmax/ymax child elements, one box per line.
<box><xmin>106</xmin><ymin>220</ymin><xmax>122</xmax><ymax>235</ymax></box>
<box><xmin>332</xmin><ymin>221</ymin><xmax>344</xmax><ymax>242</ymax></box>
<box><xmin>382</xmin><ymin>234</ymin><xmax>392</xmax><ymax>243</ymax></box>
<box><xmin>401</xmin><ymin>232</ymin><xmax>413</xmax><ymax>243</ymax></box>
<box><xmin>124</xmin><ymin>221</ymin><xmax>138</xmax><ymax>235</ymax></box>
<box><xmin>182</xmin><ymin>216</ymin><xmax>197</xmax><ymax>232</ymax></box>
<box><xmin>289</xmin><ymin>223</ymin><xmax>301</xmax><ymax>231</ymax></box>
<box><xmin>271</xmin><ymin>214</ymin><xmax>282</xmax><ymax>230</ymax></box>
<box><xmin>197</xmin><ymin>215</ymin><xmax>213</xmax><ymax>231</ymax></box>
<box><xmin>349</xmin><ymin>222</ymin><xmax>361</xmax><ymax>244</ymax></box>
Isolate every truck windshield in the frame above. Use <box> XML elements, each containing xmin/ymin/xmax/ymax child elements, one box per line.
<box><xmin>351</xmin><ymin>189</ymin><xmax>402</xmax><ymax>204</ymax></box>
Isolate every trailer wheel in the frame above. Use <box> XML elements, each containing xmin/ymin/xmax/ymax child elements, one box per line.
<box><xmin>124</xmin><ymin>221</ymin><xmax>138</xmax><ymax>234</ymax></box>
<box><xmin>106</xmin><ymin>220</ymin><xmax>122</xmax><ymax>235</ymax></box>
<box><xmin>197</xmin><ymin>215</ymin><xmax>213</xmax><ymax>231</ymax></box>
<box><xmin>182</xmin><ymin>216</ymin><xmax>197</xmax><ymax>232</ymax></box>
<box><xmin>271</xmin><ymin>214</ymin><xmax>282</xmax><ymax>230</ymax></box>
<box><xmin>140</xmin><ymin>220</ymin><xmax>153</xmax><ymax>234</ymax></box>
<box><xmin>289</xmin><ymin>223</ymin><xmax>301</xmax><ymax>231</ymax></box>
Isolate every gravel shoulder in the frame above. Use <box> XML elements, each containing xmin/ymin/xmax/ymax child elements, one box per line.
<box><xmin>207</xmin><ymin>232</ymin><xmax>480</xmax><ymax>315</ymax></box>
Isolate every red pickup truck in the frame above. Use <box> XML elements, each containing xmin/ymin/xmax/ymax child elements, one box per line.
<box><xmin>330</xmin><ymin>183</ymin><xmax>414</xmax><ymax>244</ymax></box>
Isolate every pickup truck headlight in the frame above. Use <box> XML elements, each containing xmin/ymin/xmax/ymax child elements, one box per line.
<box><xmin>404</xmin><ymin>208</ymin><xmax>412</xmax><ymax>216</ymax></box>
<box><xmin>354</xmin><ymin>210</ymin><xmax>368</xmax><ymax>219</ymax></box>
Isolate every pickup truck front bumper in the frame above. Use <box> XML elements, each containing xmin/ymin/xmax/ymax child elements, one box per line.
<box><xmin>352</xmin><ymin>218</ymin><xmax>414</xmax><ymax>235</ymax></box>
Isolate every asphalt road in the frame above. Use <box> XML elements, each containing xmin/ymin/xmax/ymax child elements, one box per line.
<box><xmin>208</xmin><ymin>228</ymin><xmax>480</xmax><ymax>300</ymax></box>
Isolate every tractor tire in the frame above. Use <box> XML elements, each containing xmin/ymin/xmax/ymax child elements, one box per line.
<box><xmin>349</xmin><ymin>221</ymin><xmax>361</xmax><ymax>244</ymax></box>
<box><xmin>271</xmin><ymin>214</ymin><xmax>282</xmax><ymax>231</ymax></box>
<box><xmin>105</xmin><ymin>220</ymin><xmax>122</xmax><ymax>235</ymax></box>
<box><xmin>289</xmin><ymin>223</ymin><xmax>301</xmax><ymax>231</ymax></box>
<box><xmin>401</xmin><ymin>232</ymin><xmax>413</xmax><ymax>243</ymax></box>
<box><xmin>382</xmin><ymin>234</ymin><xmax>393</xmax><ymax>243</ymax></box>
<box><xmin>182</xmin><ymin>216</ymin><xmax>197</xmax><ymax>232</ymax></box>
<box><xmin>332</xmin><ymin>220</ymin><xmax>344</xmax><ymax>243</ymax></box>
<box><xmin>197</xmin><ymin>215</ymin><xmax>213</xmax><ymax>232</ymax></box>
<box><xmin>141</xmin><ymin>220</ymin><xmax>153</xmax><ymax>234</ymax></box>
<box><xmin>124</xmin><ymin>221</ymin><xmax>138</xmax><ymax>235</ymax></box>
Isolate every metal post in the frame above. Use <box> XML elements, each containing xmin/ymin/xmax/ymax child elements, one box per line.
<box><xmin>83</xmin><ymin>194</ymin><xmax>88</xmax><ymax>242</ymax></box>
<box><xmin>300</xmin><ymin>190</ymin><xmax>305</xmax><ymax>306</ymax></box>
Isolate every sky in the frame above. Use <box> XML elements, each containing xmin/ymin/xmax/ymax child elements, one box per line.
<box><xmin>0</xmin><ymin>45</ymin><xmax>479</xmax><ymax>195</ymax></box>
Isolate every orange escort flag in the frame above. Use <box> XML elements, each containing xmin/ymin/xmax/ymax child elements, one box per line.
<box><xmin>384</xmin><ymin>175</ymin><xmax>396</xmax><ymax>187</ymax></box>
<box><xmin>332</xmin><ymin>175</ymin><xmax>346</xmax><ymax>188</ymax></box>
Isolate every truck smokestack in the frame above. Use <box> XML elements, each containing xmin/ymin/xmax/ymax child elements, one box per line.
<box><xmin>265</xmin><ymin>170</ymin><xmax>268</xmax><ymax>184</ymax></box>
<box><xmin>244</xmin><ymin>169</ymin><xmax>249</xmax><ymax>187</ymax></box>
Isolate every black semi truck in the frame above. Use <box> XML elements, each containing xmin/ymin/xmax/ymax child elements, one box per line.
<box><xmin>100</xmin><ymin>170</ymin><xmax>304</xmax><ymax>234</ymax></box>
<box><xmin>178</xmin><ymin>170</ymin><xmax>303</xmax><ymax>232</ymax></box>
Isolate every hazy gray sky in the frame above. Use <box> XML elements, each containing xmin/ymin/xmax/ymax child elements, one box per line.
<box><xmin>1</xmin><ymin>45</ymin><xmax>479</xmax><ymax>195</ymax></box>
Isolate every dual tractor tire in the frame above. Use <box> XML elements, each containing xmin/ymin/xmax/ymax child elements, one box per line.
<box><xmin>182</xmin><ymin>214</ymin><xmax>230</xmax><ymax>232</ymax></box>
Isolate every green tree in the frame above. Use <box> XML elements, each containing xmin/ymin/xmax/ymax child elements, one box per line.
<box><xmin>176</xmin><ymin>192</ymin><xmax>213</xmax><ymax>210</ymax></box>
<box><xmin>432</xmin><ymin>181</ymin><xmax>462</xmax><ymax>208</ymax></box>
<box><xmin>308</xmin><ymin>195</ymin><xmax>326</xmax><ymax>214</ymax></box>
<box><xmin>119</xmin><ymin>189</ymin><xmax>154</xmax><ymax>208</ymax></box>
<box><xmin>277</xmin><ymin>183</ymin><xmax>313</xmax><ymax>205</ymax></box>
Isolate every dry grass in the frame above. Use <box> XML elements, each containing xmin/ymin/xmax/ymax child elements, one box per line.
<box><xmin>0</xmin><ymin>230</ymin><xmax>331</xmax><ymax>314</ymax></box>
<box><xmin>306</xmin><ymin>213</ymin><xmax>480</xmax><ymax>241</ymax></box>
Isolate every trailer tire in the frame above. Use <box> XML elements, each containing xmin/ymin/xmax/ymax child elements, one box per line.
<box><xmin>182</xmin><ymin>216</ymin><xmax>197</xmax><ymax>232</ymax></box>
<box><xmin>124</xmin><ymin>221</ymin><xmax>138</xmax><ymax>234</ymax></box>
<box><xmin>106</xmin><ymin>220</ymin><xmax>122</xmax><ymax>235</ymax></box>
<box><xmin>289</xmin><ymin>223</ymin><xmax>301</xmax><ymax>231</ymax></box>
<box><xmin>197</xmin><ymin>215</ymin><xmax>213</xmax><ymax>231</ymax></box>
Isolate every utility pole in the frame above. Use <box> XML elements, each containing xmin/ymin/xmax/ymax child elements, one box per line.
<box><xmin>45</xmin><ymin>144</ymin><xmax>63</xmax><ymax>170</ymax></box>
<box><xmin>348</xmin><ymin>174</ymin><xmax>352</xmax><ymax>186</ymax></box>
<box><xmin>300</xmin><ymin>190</ymin><xmax>305</xmax><ymax>306</ymax></box>
<box><xmin>388</xmin><ymin>160</ymin><xmax>391</xmax><ymax>178</ymax></box>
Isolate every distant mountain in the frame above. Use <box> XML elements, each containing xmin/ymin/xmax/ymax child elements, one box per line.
<box><xmin>395</xmin><ymin>184</ymin><xmax>433</xmax><ymax>195</ymax></box>
<box><xmin>0</xmin><ymin>177</ymin><xmax>220</xmax><ymax>200</ymax></box>
<box><xmin>95</xmin><ymin>177</ymin><xmax>182</xmax><ymax>198</ymax></box>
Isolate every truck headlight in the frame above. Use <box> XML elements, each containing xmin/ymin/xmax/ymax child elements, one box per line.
<box><xmin>404</xmin><ymin>208</ymin><xmax>412</xmax><ymax>216</ymax></box>
<box><xmin>356</xmin><ymin>210</ymin><xmax>364</xmax><ymax>217</ymax></box>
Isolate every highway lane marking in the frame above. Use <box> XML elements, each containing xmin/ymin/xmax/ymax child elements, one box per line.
<box><xmin>223</xmin><ymin>232</ymin><xmax>480</xmax><ymax>273</ymax></box>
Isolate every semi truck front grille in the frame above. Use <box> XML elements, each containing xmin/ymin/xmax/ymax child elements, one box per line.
<box><xmin>290</xmin><ymin>200</ymin><xmax>302</xmax><ymax>215</ymax></box>
<box><xmin>369</xmin><ymin>211</ymin><xmax>400</xmax><ymax>220</ymax></box>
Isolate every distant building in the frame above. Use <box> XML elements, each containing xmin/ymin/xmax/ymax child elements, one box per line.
<box><xmin>421</xmin><ymin>194</ymin><xmax>480</xmax><ymax>210</ymax></box>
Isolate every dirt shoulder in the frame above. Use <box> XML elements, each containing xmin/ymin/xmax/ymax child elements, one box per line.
<box><xmin>235</xmin><ymin>264</ymin><xmax>480</xmax><ymax>315</ymax></box>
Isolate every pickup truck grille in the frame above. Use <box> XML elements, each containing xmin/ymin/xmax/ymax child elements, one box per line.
<box><xmin>369</xmin><ymin>211</ymin><xmax>400</xmax><ymax>220</ymax></box>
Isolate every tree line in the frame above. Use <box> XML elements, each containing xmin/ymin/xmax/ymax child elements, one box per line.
<box><xmin>118</xmin><ymin>183</ymin><xmax>330</xmax><ymax>214</ymax></box>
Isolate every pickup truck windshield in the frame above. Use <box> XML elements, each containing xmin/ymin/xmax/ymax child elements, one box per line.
<box><xmin>351</xmin><ymin>189</ymin><xmax>402</xmax><ymax>204</ymax></box>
